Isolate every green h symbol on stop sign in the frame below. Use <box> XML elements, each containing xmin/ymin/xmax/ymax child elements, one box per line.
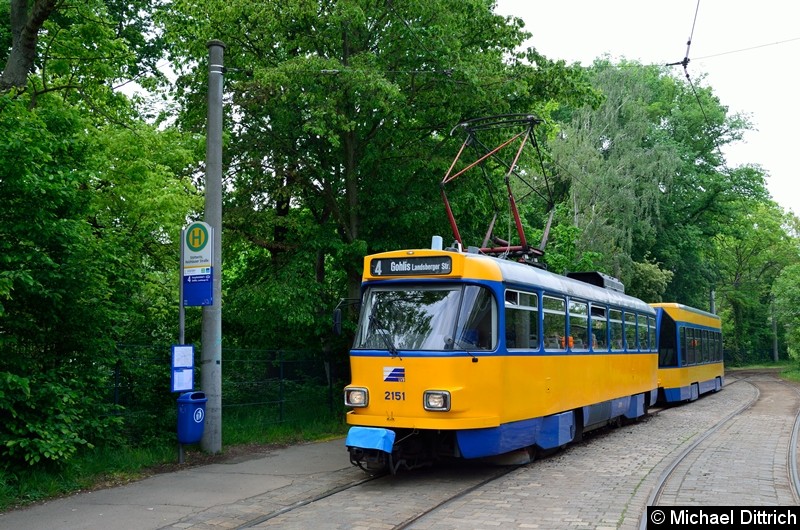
<box><xmin>186</xmin><ymin>223</ymin><xmax>209</xmax><ymax>253</ymax></box>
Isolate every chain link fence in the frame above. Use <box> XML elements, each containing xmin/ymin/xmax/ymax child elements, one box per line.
<box><xmin>111</xmin><ymin>344</ymin><xmax>350</xmax><ymax>444</ymax></box>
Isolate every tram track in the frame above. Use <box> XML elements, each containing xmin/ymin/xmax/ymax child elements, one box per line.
<box><xmin>175</xmin><ymin>372</ymin><xmax>797</xmax><ymax>530</ymax></box>
<box><xmin>230</xmin><ymin>423</ymin><xmax>635</xmax><ymax>529</ymax></box>
<box><xmin>760</xmin><ymin>376</ymin><xmax>800</xmax><ymax>503</ymax></box>
<box><xmin>638</xmin><ymin>373</ymin><xmax>800</xmax><ymax>529</ymax></box>
<box><xmin>232</xmin><ymin>460</ymin><xmax>525</xmax><ymax>529</ymax></box>
<box><xmin>229</xmin><ymin>406</ymin><xmax>684</xmax><ymax>530</ymax></box>
<box><xmin>235</xmin><ymin>472</ymin><xmax>383</xmax><ymax>529</ymax></box>
<box><xmin>390</xmin><ymin>464</ymin><xmax>523</xmax><ymax>530</ymax></box>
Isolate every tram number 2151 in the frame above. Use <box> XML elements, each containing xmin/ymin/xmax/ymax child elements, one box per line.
<box><xmin>385</xmin><ymin>391</ymin><xmax>405</xmax><ymax>401</ymax></box>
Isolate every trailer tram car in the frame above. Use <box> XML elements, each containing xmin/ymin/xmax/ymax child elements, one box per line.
<box><xmin>650</xmin><ymin>303</ymin><xmax>724</xmax><ymax>403</ymax></box>
<box><xmin>342</xmin><ymin>239</ymin><xmax>660</xmax><ymax>473</ymax></box>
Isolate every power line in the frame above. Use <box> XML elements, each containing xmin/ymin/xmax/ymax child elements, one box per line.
<box><xmin>666</xmin><ymin>0</ymin><xmax>727</xmax><ymax>163</ymax></box>
<box><xmin>665</xmin><ymin>0</ymin><xmax>700</xmax><ymax>75</ymax></box>
<box><xmin>692</xmin><ymin>36</ymin><xmax>800</xmax><ymax>61</ymax></box>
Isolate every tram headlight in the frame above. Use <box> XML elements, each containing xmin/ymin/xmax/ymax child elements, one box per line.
<box><xmin>423</xmin><ymin>390</ymin><xmax>451</xmax><ymax>411</ymax></box>
<box><xmin>344</xmin><ymin>387</ymin><xmax>368</xmax><ymax>407</ymax></box>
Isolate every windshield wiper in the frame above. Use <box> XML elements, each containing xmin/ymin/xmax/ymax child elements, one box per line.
<box><xmin>445</xmin><ymin>334</ymin><xmax>479</xmax><ymax>360</ymax></box>
<box><xmin>368</xmin><ymin>313</ymin><xmax>401</xmax><ymax>359</ymax></box>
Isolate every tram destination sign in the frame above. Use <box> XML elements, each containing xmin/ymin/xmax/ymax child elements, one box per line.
<box><xmin>370</xmin><ymin>256</ymin><xmax>452</xmax><ymax>276</ymax></box>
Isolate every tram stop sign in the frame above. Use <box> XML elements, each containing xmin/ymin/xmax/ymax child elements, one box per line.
<box><xmin>182</xmin><ymin>221</ymin><xmax>213</xmax><ymax>306</ymax></box>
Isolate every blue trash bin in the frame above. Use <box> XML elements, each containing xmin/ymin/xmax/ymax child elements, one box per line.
<box><xmin>177</xmin><ymin>391</ymin><xmax>207</xmax><ymax>444</ymax></box>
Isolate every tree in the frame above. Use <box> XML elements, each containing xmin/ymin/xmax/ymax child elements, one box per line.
<box><xmin>1</xmin><ymin>1</ymin><xmax>201</xmax><ymax>467</ymax></box>
<box><xmin>1</xmin><ymin>0</ymin><xmax>61</xmax><ymax>91</ymax></box>
<box><xmin>2</xmin><ymin>0</ymin><xmax>168</xmax><ymax>100</ymax></box>
<box><xmin>158</xmin><ymin>0</ymin><xmax>599</xmax><ymax>351</ymax></box>
<box><xmin>548</xmin><ymin>60</ymin><xmax>683</xmax><ymax>295</ymax></box>
<box><xmin>772</xmin><ymin>246</ymin><xmax>800</xmax><ymax>363</ymax></box>
<box><xmin>714</xmin><ymin>203</ymin><xmax>798</xmax><ymax>364</ymax></box>
<box><xmin>549</xmin><ymin>58</ymin><xmax>774</xmax><ymax>311</ymax></box>
<box><xmin>0</xmin><ymin>91</ymin><xmax>124</xmax><ymax>467</ymax></box>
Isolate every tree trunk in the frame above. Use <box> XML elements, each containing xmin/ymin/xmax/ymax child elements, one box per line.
<box><xmin>1</xmin><ymin>0</ymin><xmax>61</xmax><ymax>91</ymax></box>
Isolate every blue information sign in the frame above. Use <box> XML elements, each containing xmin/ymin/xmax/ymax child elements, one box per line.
<box><xmin>182</xmin><ymin>222</ymin><xmax>213</xmax><ymax>306</ymax></box>
<box><xmin>183</xmin><ymin>269</ymin><xmax>213</xmax><ymax>306</ymax></box>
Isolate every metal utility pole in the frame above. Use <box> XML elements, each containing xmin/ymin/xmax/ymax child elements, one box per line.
<box><xmin>772</xmin><ymin>299</ymin><xmax>779</xmax><ymax>362</ymax></box>
<box><xmin>201</xmin><ymin>40</ymin><xmax>225</xmax><ymax>454</ymax></box>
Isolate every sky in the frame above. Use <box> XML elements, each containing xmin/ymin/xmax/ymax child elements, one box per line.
<box><xmin>494</xmin><ymin>0</ymin><xmax>800</xmax><ymax>214</ymax></box>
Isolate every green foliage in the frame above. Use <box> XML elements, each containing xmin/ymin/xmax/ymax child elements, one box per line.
<box><xmin>552</xmin><ymin>60</ymin><xmax>683</xmax><ymax>271</ymax></box>
<box><xmin>88</xmin><ymin>124</ymin><xmax>203</xmax><ymax>345</ymax></box>
<box><xmin>0</xmin><ymin>91</ymin><xmax>199</xmax><ymax>337</ymax></box>
<box><xmin>772</xmin><ymin>262</ymin><xmax>800</xmax><ymax>362</ymax></box>
<box><xmin>0</xmin><ymin>368</ymin><xmax>123</xmax><ymax>470</ymax></box>
<box><xmin>222</xmin><ymin>408</ymin><xmax>347</xmax><ymax>447</ymax></box>
<box><xmin>713</xmin><ymin>203</ymin><xmax>796</xmax><ymax>363</ymax></box>
<box><xmin>0</xmin><ymin>93</ymin><xmax>109</xmax><ymax>354</ymax></box>
<box><xmin>626</xmin><ymin>255</ymin><xmax>674</xmax><ymax>302</ymax></box>
<box><xmin>0</xmin><ymin>1</ymin><xmax>10</xmax><ymax>57</ymax></box>
<box><xmin>1</xmin><ymin>72</ymin><xmax>198</xmax><ymax>470</ymax></box>
<box><xmin>0</xmin><ymin>440</ymin><xmax>183</xmax><ymax>510</ymax></box>
<box><xmin>2</xmin><ymin>0</ymin><xmax>168</xmax><ymax>107</ymax></box>
<box><xmin>220</xmin><ymin>372</ymin><xmax>348</xmax><ymax>445</ymax></box>
<box><xmin>221</xmin><ymin>238</ymin><xmax>347</xmax><ymax>353</ymax></box>
<box><xmin>781</xmin><ymin>364</ymin><xmax>800</xmax><ymax>383</ymax></box>
<box><xmin>102</xmin><ymin>0</ymin><xmax>171</xmax><ymax>84</ymax></box>
<box><xmin>158</xmin><ymin>0</ymin><xmax>600</xmax><ymax>353</ymax></box>
<box><xmin>547</xmin><ymin>56</ymin><xmax>795</xmax><ymax>369</ymax></box>
<box><xmin>543</xmin><ymin>217</ymin><xmax>602</xmax><ymax>276</ymax></box>
<box><xmin>0</xmin><ymin>398</ymin><xmax>346</xmax><ymax>511</ymax></box>
<box><xmin>111</xmin><ymin>345</ymin><xmax>180</xmax><ymax>446</ymax></box>
<box><xmin>1</xmin><ymin>0</ymin><xmax>798</xmax><ymax>492</ymax></box>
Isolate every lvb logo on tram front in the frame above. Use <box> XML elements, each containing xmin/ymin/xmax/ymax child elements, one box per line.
<box><xmin>186</xmin><ymin>223</ymin><xmax>209</xmax><ymax>253</ymax></box>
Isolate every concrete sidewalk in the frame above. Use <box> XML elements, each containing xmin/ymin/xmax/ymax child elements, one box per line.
<box><xmin>0</xmin><ymin>437</ymin><xmax>355</xmax><ymax>530</ymax></box>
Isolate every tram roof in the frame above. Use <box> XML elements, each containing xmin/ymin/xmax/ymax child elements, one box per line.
<box><xmin>490</xmin><ymin>256</ymin><xmax>655</xmax><ymax>314</ymax></box>
<box><xmin>649</xmin><ymin>302</ymin><xmax>721</xmax><ymax>326</ymax></box>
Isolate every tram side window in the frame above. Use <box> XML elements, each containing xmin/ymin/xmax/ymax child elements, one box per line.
<box><xmin>686</xmin><ymin>328</ymin><xmax>697</xmax><ymax>365</ymax></box>
<box><xmin>709</xmin><ymin>331</ymin><xmax>715</xmax><ymax>362</ymax></box>
<box><xmin>684</xmin><ymin>328</ymin><xmax>691</xmax><ymax>365</ymax></box>
<box><xmin>609</xmin><ymin>309</ymin><xmax>624</xmax><ymax>351</ymax></box>
<box><xmin>648</xmin><ymin>316</ymin><xmax>656</xmax><ymax>350</ymax></box>
<box><xmin>710</xmin><ymin>330</ymin><xmax>715</xmax><ymax>362</ymax></box>
<box><xmin>505</xmin><ymin>290</ymin><xmax>539</xmax><ymax>349</ymax></box>
<box><xmin>693</xmin><ymin>328</ymin><xmax>701</xmax><ymax>364</ymax></box>
<box><xmin>713</xmin><ymin>331</ymin><xmax>722</xmax><ymax>362</ymax></box>
<box><xmin>692</xmin><ymin>328</ymin><xmax>701</xmax><ymax>363</ymax></box>
<box><xmin>625</xmin><ymin>312</ymin><xmax>638</xmax><ymax>351</ymax></box>
<box><xmin>636</xmin><ymin>314</ymin><xmax>648</xmax><ymax>351</ymax></box>
<box><xmin>714</xmin><ymin>331</ymin><xmax>720</xmax><ymax>362</ymax></box>
<box><xmin>569</xmin><ymin>300</ymin><xmax>589</xmax><ymax>350</ymax></box>
<box><xmin>543</xmin><ymin>295</ymin><xmax>567</xmax><ymax>350</ymax></box>
<box><xmin>702</xmin><ymin>329</ymin><xmax>709</xmax><ymax>363</ymax></box>
<box><xmin>679</xmin><ymin>327</ymin><xmax>687</xmax><ymax>366</ymax></box>
<box><xmin>455</xmin><ymin>285</ymin><xmax>497</xmax><ymax>350</ymax></box>
<box><xmin>590</xmin><ymin>304</ymin><xmax>608</xmax><ymax>351</ymax></box>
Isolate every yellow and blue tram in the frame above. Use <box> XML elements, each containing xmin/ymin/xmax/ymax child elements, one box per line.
<box><xmin>342</xmin><ymin>240</ymin><xmax>660</xmax><ymax>473</ymax></box>
<box><xmin>650</xmin><ymin>302</ymin><xmax>724</xmax><ymax>403</ymax></box>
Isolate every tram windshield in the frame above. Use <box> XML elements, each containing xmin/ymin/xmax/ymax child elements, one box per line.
<box><xmin>353</xmin><ymin>284</ymin><xmax>497</xmax><ymax>352</ymax></box>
